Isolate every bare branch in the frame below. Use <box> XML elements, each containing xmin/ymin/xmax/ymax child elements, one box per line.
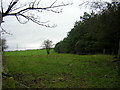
<box><xmin>32</xmin><ymin>0</ymin><xmax>37</xmax><ymax>8</ymax></box>
<box><xmin>36</xmin><ymin>0</ymin><xmax>42</xmax><ymax>8</ymax></box>
<box><xmin>11</xmin><ymin>3</ymin><xmax>28</xmax><ymax>12</ymax></box>
<box><xmin>1</xmin><ymin>0</ymin><xmax>72</xmax><ymax>27</ymax></box>
<box><xmin>0</xmin><ymin>26</ymin><xmax>12</xmax><ymax>35</ymax></box>
<box><xmin>4</xmin><ymin>0</ymin><xmax>19</xmax><ymax>16</ymax></box>
<box><xmin>16</xmin><ymin>3</ymin><xmax>71</xmax><ymax>14</ymax></box>
<box><xmin>46</xmin><ymin>8</ymin><xmax>62</xmax><ymax>13</ymax></box>
<box><xmin>15</xmin><ymin>14</ymin><xmax>29</xmax><ymax>24</ymax></box>
<box><xmin>2</xmin><ymin>0</ymin><xmax>71</xmax><ymax>17</ymax></box>
<box><xmin>17</xmin><ymin>13</ymin><xmax>56</xmax><ymax>28</ymax></box>
<box><xmin>50</xmin><ymin>0</ymin><xmax>58</xmax><ymax>7</ymax></box>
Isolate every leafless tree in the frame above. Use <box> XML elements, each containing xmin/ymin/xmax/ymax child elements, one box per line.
<box><xmin>0</xmin><ymin>1</ymin><xmax>71</xmax><ymax>88</ymax></box>
<box><xmin>0</xmin><ymin>0</ymin><xmax>72</xmax><ymax>28</ymax></box>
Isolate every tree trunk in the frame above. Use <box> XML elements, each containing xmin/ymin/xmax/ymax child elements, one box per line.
<box><xmin>46</xmin><ymin>49</ymin><xmax>50</xmax><ymax>55</ymax></box>
<box><xmin>103</xmin><ymin>48</ymin><xmax>106</xmax><ymax>54</ymax></box>
<box><xmin>111</xmin><ymin>49</ymin><xmax>114</xmax><ymax>55</ymax></box>
<box><xmin>0</xmin><ymin>11</ymin><xmax>2</xmax><ymax>90</ymax></box>
<box><xmin>117</xmin><ymin>39</ymin><xmax>120</xmax><ymax>59</ymax></box>
<box><xmin>0</xmin><ymin>44</ymin><xmax>2</xmax><ymax>90</ymax></box>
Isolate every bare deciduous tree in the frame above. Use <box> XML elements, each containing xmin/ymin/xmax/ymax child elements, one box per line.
<box><xmin>0</xmin><ymin>0</ymin><xmax>72</xmax><ymax>28</ymax></box>
<box><xmin>0</xmin><ymin>1</ymin><xmax>71</xmax><ymax>88</ymax></box>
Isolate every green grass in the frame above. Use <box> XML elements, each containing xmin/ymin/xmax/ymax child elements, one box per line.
<box><xmin>3</xmin><ymin>49</ymin><xmax>119</xmax><ymax>88</ymax></box>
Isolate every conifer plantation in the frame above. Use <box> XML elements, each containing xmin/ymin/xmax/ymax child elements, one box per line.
<box><xmin>54</xmin><ymin>2</ymin><xmax>120</xmax><ymax>55</ymax></box>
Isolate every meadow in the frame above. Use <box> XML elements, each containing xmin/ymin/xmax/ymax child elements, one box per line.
<box><xmin>3</xmin><ymin>49</ymin><xmax>119</xmax><ymax>88</ymax></box>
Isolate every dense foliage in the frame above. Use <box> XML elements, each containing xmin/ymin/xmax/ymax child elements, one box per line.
<box><xmin>54</xmin><ymin>2</ymin><xmax>120</xmax><ymax>55</ymax></box>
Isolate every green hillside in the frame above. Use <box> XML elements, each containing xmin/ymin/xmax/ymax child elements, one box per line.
<box><xmin>3</xmin><ymin>49</ymin><xmax>119</xmax><ymax>88</ymax></box>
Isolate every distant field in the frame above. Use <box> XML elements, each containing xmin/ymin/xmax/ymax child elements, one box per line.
<box><xmin>3</xmin><ymin>49</ymin><xmax>119</xmax><ymax>88</ymax></box>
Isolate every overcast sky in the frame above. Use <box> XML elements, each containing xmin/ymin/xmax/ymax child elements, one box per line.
<box><xmin>1</xmin><ymin>0</ymin><xmax>111</xmax><ymax>51</ymax></box>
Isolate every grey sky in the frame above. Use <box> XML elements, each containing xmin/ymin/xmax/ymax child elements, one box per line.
<box><xmin>1</xmin><ymin>0</ymin><xmax>111</xmax><ymax>51</ymax></box>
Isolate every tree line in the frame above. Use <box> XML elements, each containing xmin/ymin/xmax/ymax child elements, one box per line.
<box><xmin>54</xmin><ymin>2</ymin><xmax>120</xmax><ymax>55</ymax></box>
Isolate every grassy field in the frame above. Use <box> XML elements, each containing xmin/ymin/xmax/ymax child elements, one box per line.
<box><xmin>2</xmin><ymin>49</ymin><xmax>119</xmax><ymax>88</ymax></box>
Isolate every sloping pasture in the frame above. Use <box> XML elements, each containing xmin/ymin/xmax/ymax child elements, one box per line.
<box><xmin>3</xmin><ymin>49</ymin><xmax>119</xmax><ymax>88</ymax></box>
